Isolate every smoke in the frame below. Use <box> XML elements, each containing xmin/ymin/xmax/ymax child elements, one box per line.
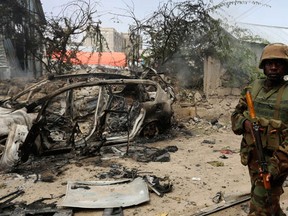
<box><xmin>159</xmin><ymin>52</ymin><xmax>203</xmax><ymax>89</ymax></box>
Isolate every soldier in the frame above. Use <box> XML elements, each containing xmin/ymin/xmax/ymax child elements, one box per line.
<box><xmin>231</xmin><ymin>43</ymin><xmax>288</xmax><ymax>215</ymax></box>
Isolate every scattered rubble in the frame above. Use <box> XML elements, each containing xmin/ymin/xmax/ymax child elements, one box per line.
<box><xmin>0</xmin><ymin>68</ymin><xmax>261</xmax><ymax>216</ymax></box>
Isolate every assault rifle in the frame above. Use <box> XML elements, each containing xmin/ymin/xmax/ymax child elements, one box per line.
<box><xmin>245</xmin><ymin>90</ymin><xmax>271</xmax><ymax>190</ymax></box>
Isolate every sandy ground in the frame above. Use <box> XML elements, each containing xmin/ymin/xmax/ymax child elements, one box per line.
<box><xmin>1</xmin><ymin>103</ymin><xmax>288</xmax><ymax>216</ymax></box>
<box><xmin>0</xmin><ymin>127</ymin><xmax>250</xmax><ymax>215</ymax></box>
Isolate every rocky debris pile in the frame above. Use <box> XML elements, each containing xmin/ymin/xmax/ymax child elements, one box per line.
<box><xmin>173</xmin><ymin>88</ymin><xmax>238</xmax><ymax>136</ymax></box>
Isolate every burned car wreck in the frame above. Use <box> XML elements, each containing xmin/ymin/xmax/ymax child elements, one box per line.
<box><xmin>0</xmin><ymin>70</ymin><xmax>175</xmax><ymax>170</ymax></box>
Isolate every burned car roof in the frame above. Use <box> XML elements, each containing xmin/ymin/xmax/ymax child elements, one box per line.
<box><xmin>0</xmin><ymin>72</ymin><xmax>132</xmax><ymax>109</ymax></box>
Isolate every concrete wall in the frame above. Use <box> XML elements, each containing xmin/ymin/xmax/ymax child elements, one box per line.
<box><xmin>203</xmin><ymin>42</ymin><xmax>266</xmax><ymax>98</ymax></box>
<box><xmin>0</xmin><ymin>0</ymin><xmax>45</xmax><ymax>80</ymax></box>
<box><xmin>84</xmin><ymin>28</ymin><xmax>126</xmax><ymax>52</ymax></box>
<box><xmin>203</xmin><ymin>56</ymin><xmax>241</xmax><ymax>98</ymax></box>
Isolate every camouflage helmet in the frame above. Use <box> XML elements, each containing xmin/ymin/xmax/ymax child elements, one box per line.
<box><xmin>259</xmin><ymin>43</ymin><xmax>288</xmax><ymax>69</ymax></box>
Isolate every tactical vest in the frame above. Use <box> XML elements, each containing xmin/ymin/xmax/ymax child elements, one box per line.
<box><xmin>244</xmin><ymin>78</ymin><xmax>288</xmax><ymax>151</ymax></box>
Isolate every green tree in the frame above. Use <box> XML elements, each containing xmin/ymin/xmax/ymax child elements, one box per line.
<box><xmin>129</xmin><ymin>0</ymin><xmax>266</xmax><ymax>88</ymax></box>
<box><xmin>39</xmin><ymin>0</ymin><xmax>106</xmax><ymax>74</ymax></box>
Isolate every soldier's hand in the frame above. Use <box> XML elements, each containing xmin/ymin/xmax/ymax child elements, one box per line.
<box><xmin>259</xmin><ymin>169</ymin><xmax>271</xmax><ymax>181</ymax></box>
<box><xmin>244</xmin><ymin>120</ymin><xmax>256</xmax><ymax>142</ymax></box>
<box><xmin>244</xmin><ymin>120</ymin><xmax>253</xmax><ymax>133</ymax></box>
<box><xmin>259</xmin><ymin>171</ymin><xmax>271</xmax><ymax>189</ymax></box>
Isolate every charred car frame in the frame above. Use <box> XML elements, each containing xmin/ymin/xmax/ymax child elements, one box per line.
<box><xmin>0</xmin><ymin>69</ymin><xmax>175</xmax><ymax>169</ymax></box>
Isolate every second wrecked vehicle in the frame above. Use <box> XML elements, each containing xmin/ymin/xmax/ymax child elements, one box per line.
<box><xmin>0</xmin><ymin>69</ymin><xmax>175</xmax><ymax>169</ymax></box>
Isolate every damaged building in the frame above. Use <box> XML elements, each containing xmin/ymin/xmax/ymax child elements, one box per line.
<box><xmin>0</xmin><ymin>0</ymin><xmax>45</xmax><ymax>80</ymax></box>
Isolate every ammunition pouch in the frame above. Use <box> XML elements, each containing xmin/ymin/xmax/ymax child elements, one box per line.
<box><xmin>242</xmin><ymin>115</ymin><xmax>284</xmax><ymax>153</ymax></box>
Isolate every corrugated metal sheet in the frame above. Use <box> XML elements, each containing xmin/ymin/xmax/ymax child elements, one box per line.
<box><xmin>75</xmin><ymin>52</ymin><xmax>127</xmax><ymax>67</ymax></box>
<box><xmin>237</xmin><ymin>22</ymin><xmax>288</xmax><ymax>44</ymax></box>
<box><xmin>54</xmin><ymin>51</ymin><xmax>127</xmax><ymax>67</ymax></box>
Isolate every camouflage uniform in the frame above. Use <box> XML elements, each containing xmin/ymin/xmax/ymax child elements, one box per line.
<box><xmin>231</xmin><ymin>43</ymin><xmax>288</xmax><ymax>216</ymax></box>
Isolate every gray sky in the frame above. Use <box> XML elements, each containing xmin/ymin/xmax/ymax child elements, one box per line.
<box><xmin>41</xmin><ymin>0</ymin><xmax>288</xmax><ymax>32</ymax></box>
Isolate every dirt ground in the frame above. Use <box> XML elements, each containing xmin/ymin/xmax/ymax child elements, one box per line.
<box><xmin>1</xmin><ymin>97</ymin><xmax>288</xmax><ymax>216</ymax></box>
